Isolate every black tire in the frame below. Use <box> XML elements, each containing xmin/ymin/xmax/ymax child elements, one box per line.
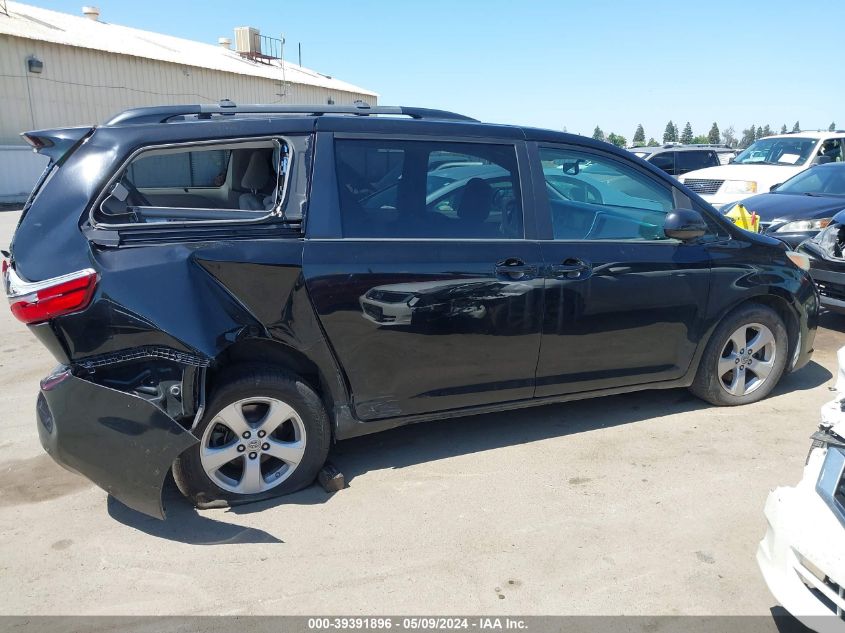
<box><xmin>173</xmin><ymin>365</ymin><xmax>330</xmax><ymax>509</ymax></box>
<box><xmin>689</xmin><ymin>303</ymin><xmax>789</xmax><ymax>406</ymax></box>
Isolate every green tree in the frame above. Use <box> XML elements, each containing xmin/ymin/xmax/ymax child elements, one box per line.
<box><xmin>680</xmin><ymin>121</ymin><xmax>694</xmax><ymax>144</ymax></box>
<box><xmin>755</xmin><ymin>125</ymin><xmax>764</xmax><ymax>141</ymax></box>
<box><xmin>792</xmin><ymin>121</ymin><xmax>800</xmax><ymax>132</ymax></box>
<box><xmin>761</xmin><ymin>124</ymin><xmax>772</xmax><ymax>138</ymax></box>
<box><xmin>606</xmin><ymin>132</ymin><xmax>627</xmax><ymax>148</ymax></box>
<box><xmin>663</xmin><ymin>120</ymin><xmax>677</xmax><ymax>143</ymax></box>
<box><xmin>647</xmin><ymin>137</ymin><xmax>659</xmax><ymax>147</ymax></box>
<box><xmin>691</xmin><ymin>135</ymin><xmax>709</xmax><ymax>144</ymax></box>
<box><xmin>740</xmin><ymin>126</ymin><xmax>756</xmax><ymax>148</ymax></box>
<box><xmin>707</xmin><ymin>122</ymin><xmax>720</xmax><ymax>144</ymax></box>
<box><xmin>780</xmin><ymin>124</ymin><xmax>788</xmax><ymax>134</ymax></box>
<box><xmin>632</xmin><ymin>124</ymin><xmax>646</xmax><ymax>146</ymax></box>
<box><xmin>722</xmin><ymin>126</ymin><xmax>737</xmax><ymax>148</ymax></box>
<box><xmin>831</xmin><ymin>122</ymin><xmax>837</xmax><ymax>131</ymax></box>
<box><xmin>592</xmin><ymin>126</ymin><xmax>605</xmax><ymax>142</ymax></box>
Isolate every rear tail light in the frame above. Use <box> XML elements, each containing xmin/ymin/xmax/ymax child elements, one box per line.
<box><xmin>4</xmin><ymin>265</ymin><xmax>98</xmax><ymax>325</ymax></box>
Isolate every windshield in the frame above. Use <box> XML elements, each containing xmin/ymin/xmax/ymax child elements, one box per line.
<box><xmin>732</xmin><ymin>137</ymin><xmax>817</xmax><ymax>166</ymax></box>
<box><xmin>777</xmin><ymin>166</ymin><xmax>845</xmax><ymax>196</ymax></box>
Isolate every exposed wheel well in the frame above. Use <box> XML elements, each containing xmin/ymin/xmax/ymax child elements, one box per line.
<box><xmin>205</xmin><ymin>339</ymin><xmax>334</xmax><ymax>432</ymax></box>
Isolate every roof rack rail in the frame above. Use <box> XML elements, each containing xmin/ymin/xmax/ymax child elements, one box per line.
<box><xmin>105</xmin><ymin>100</ymin><xmax>478</xmax><ymax>126</ymax></box>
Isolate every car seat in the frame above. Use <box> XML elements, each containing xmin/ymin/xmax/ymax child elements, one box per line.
<box><xmin>456</xmin><ymin>178</ymin><xmax>497</xmax><ymax>237</ymax></box>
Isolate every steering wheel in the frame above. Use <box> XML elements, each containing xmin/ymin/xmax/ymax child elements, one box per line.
<box><xmin>551</xmin><ymin>176</ymin><xmax>603</xmax><ymax>204</ymax></box>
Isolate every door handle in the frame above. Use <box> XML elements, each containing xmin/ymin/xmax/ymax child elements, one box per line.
<box><xmin>550</xmin><ymin>258</ymin><xmax>592</xmax><ymax>280</ymax></box>
<box><xmin>495</xmin><ymin>258</ymin><xmax>537</xmax><ymax>280</ymax></box>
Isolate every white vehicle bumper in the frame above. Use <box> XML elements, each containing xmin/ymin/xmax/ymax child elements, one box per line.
<box><xmin>757</xmin><ymin>448</ymin><xmax>845</xmax><ymax>632</ymax></box>
<box><xmin>699</xmin><ymin>192</ymin><xmax>748</xmax><ymax>207</ymax></box>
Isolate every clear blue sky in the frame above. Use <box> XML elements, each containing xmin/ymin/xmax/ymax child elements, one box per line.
<box><xmin>44</xmin><ymin>0</ymin><xmax>843</xmax><ymax>140</ymax></box>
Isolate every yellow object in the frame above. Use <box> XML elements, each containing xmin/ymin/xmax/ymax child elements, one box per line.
<box><xmin>726</xmin><ymin>203</ymin><xmax>760</xmax><ymax>233</ymax></box>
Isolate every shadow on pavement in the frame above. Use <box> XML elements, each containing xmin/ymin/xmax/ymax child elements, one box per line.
<box><xmin>107</xmin><ymin>480</ymin><xmax>283</xmax><ymax>544</ymax></box>
<box><xmin>769</xmin><ymin>607</ymin><xmax>815</xmax><ymax>633</ymax></box>
<box><xmin>771</xmin><ymin>360</ymin><xmax>832</xmax><ymax>395</ymax></box>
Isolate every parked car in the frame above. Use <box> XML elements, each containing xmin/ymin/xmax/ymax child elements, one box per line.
<box><xmin>3</xmin><ymin>102</ymin><xmax>819</xmax><ymax>518</ymax></box>
<box><xmin>720</xmin><ymin>163</ymin><xmax>845</xmax><ymax>247</ymax></box>
<box><xmin>680</xmin><ymin>131</ymin><xmax>845</xmax><ymax>207</ymax></box>
<box><xmin>798</xmin><ymin>209</ymin><xmax>845</xmax><ymax>313</ymax></box>
<box><xmin>757</xmin><ymin>347</ymin><xmax>845</xmax><ymax>631</ymax></box>
<box><xmin>629</xmin><ymin>144</ymin><xmax>730</xmax><ymax>177</ymax></box>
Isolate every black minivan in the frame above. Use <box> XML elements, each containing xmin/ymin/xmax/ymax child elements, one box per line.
<box><xmin>3</xmin><ymin>102</ymin><xmax>818</xmax><ymax>518</ymax></box>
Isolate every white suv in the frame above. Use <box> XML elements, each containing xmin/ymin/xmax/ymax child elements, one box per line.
<box><xmin>679</xmin><ymin>131</ymin><xmax>845</xmax><ymax>207</ymax></box>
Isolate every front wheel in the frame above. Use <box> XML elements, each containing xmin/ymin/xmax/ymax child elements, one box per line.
<box><xmin>689</xmin><ymin>304</ymin><xmax>788</xmax><ymax>406</ymax></box>
<box><xmin>173</xmin><ymin>366</ymin><xmax>330</xmax><ymax>508</ymax></box>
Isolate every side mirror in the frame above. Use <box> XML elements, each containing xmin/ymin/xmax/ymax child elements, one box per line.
<box><xmin>770</xmin><ymin>183</ymin><xmax>782</xmax><ymax>192</ymax></box>
<box><xmin>664</xmin><ymin>208</ymin><xmax>708</xmax><ymax>241</ymax></box>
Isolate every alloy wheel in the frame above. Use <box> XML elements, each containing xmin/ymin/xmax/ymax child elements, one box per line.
<box><xmin>199</xmin><ymin>397</ymin><xmax>307</xmax><ymax>494</ymax></box>
<box><xmin>717</xmin><ymin>322</ymin><xmax>777</xmax><ymax>397</ymax></box>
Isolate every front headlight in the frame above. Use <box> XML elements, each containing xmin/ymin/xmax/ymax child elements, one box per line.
<box><xmin>775</xmin><ymin>218</ymin><xmax>832</xmax><ymax>233</ymax></box>
<box><xmin>722</xmin><ymin>180</ymin><xmax>758</xmax><ymax>194</ymax></box>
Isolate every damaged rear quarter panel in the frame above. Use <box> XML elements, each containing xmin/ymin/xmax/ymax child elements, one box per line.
<box><xmin>44</xmin><ymin>239</ymin><xmax>349</xmax><ymax>517</ymax></box>
<box><xmin>55</xmin><ymin>242</ymin><xmax>266</xmax><ymax>359</ymax></box>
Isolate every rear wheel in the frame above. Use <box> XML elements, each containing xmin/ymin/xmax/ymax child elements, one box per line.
<box><xmin>173</xmin><ymin>365</ymin><xmax>330</xmax><ymax>508</ymax></box>
<box><xmin>689</xmin><ymin>304</ymin><xmax>788</xmax><ymax>406</ymax></box>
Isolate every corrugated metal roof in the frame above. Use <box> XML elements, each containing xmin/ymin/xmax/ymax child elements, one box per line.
<box><xmin>0</xmin><ymin>2</ymin><xmax>378</xmax><ymax>97</ymax></box>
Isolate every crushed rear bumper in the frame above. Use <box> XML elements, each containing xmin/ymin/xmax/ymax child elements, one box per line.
<box><xmin>36</xmin><ymin>367</ymin><xmax>198</xmax><ymax>519</ymax></box>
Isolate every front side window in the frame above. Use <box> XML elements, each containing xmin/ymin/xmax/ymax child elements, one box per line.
<box><xmin>732</xmin><ymin>137</ymin><xmax>817</xmax><ymax>166</ymax></box>
<box><xmin>818</xmin><ymin>138</ymin><xmax>845</xmax><ymax>163</ymax></box>
<box><xmin>335</xmin><ymin>139</ymin><xmax>523</xmax><ymax>239</ymax></box>
<box><xmin>540</xmin><ymin>147</ymin><xmax>675</xmax><ymax>241</ymax></box>
<box><xmin>96</xmin><ymin>139</ymin><xmax>291</xmax><ymax>225</ymax></box>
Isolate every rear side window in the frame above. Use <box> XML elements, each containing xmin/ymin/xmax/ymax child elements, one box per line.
<box><xmin>676</xmin><ymin>150</ymin><xmax>719</xmax><ymax>173</ymax></box>
<box><xmin>95</xmin><ymin>139</ymin><xmax>291</xmax><ymax>225</ymax></box>
<box><xmin>649</xmin><ymin>152</ymin><xmax>675</xmax><ymax>174</ymax></box>
<box><xmin>335</xmin><ymin>139</ymin><xmax>523</xmax><ymax>239</ymax></box>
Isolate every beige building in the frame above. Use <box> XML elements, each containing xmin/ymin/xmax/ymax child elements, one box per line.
<box><xmin>0</xmin><ymin>2</ymin><xmax>378</xmax><ymax>200</ymax></box>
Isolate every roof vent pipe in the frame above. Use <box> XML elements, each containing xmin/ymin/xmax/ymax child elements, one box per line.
<box><xmin>218</xmin><ymin>37</ymin><xmax>232</xmax><ymax>49</ymax></box>
<box><xmin>81</xmin><ymin>6</ymin><xmax>100</xmax><ymax>21</ymax></box>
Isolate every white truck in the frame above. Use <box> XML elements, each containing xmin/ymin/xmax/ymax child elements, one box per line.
<box><xmin>680</xmin><ymin>131</ymin><xmax>845</xmax><ymax>208</ymax></box>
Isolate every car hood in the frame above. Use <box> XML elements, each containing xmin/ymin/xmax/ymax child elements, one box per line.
<box><xmin>683</xmin><ymin>164</ymin><xmax>804</xmax><ymax>187</ymax></box>
<box><xmin>734</xmin><ymin>193</ymin><xmax>845</xmax><ymax>222</ymax></box>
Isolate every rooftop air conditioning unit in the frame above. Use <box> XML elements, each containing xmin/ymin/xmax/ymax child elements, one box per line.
<box><xmin>234</xmin><ymin>27</ymin><xmax>261</xmax><ymax>56</ymax></box>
